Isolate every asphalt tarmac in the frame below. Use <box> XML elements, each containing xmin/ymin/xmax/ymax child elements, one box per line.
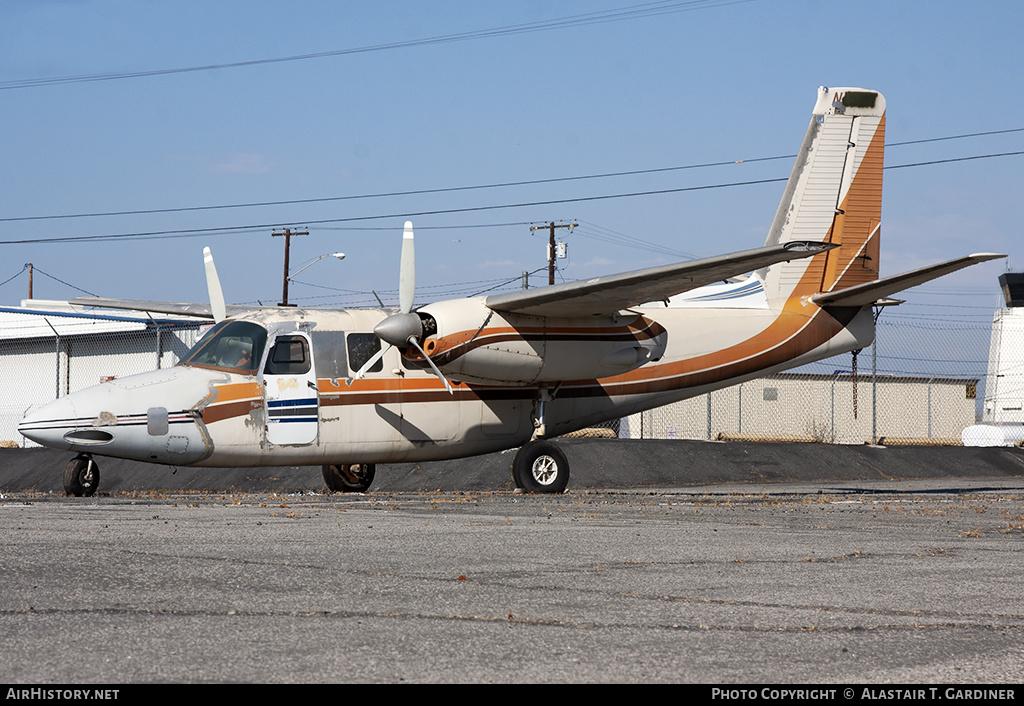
<box><xmin>5</xmin><ymin>439</ymin><xmax>1024</xmax><ymax>494</ymax></box>
<box><xmin>2</xmin><ymin>475</ymin><xmax>1023</xmax><ymax>684</ymax></box>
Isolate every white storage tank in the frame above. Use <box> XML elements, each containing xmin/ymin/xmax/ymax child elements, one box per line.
<box><xmin>961</xmin><ymin>423</ymin><xmax>1024</xmax><ymax>447</ymax></box>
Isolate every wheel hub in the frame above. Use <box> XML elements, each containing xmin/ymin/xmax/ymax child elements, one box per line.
<box><xmin>531</xmin><ymin>455</ymin><xmax>559</xmax><ymax>485</ymax></box>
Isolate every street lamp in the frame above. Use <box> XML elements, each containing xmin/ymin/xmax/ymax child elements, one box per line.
<box><xmin>280</xmin><ymin>252</ymin><xmax>346</xmax><ymax>306</ymax></box>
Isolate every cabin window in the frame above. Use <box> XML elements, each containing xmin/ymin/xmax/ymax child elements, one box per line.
<box><xmin>763</xmin><ymin>387</ymin><xmax>778</xmax><ymax>401</ymax></box>
<box><xmin>264</xmin><ymin>336</ymin><xmax>311</xmax><ymax>375</ymax></box>
<box><xmin>347</xmin><ymin>333</ymin><xmax>383</xmax><ymax>374</ymax></box>
<box><xmin>311</xmin><ymin>331</ymin><xmax>347</xmax><ymax>380</ymax></box>
<box><xmin>180</xmin><ymin>320</ymin><xmax>267</xmax><ymax>374</ymax></box>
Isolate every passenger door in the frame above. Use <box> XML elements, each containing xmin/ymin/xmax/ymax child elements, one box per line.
<box><xmin>263</xmin><ymin>331</ymin><xmax>319</xmax><ymax>445</ymax></box>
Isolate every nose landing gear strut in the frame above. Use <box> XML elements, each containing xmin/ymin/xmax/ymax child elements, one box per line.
<box><xmin>64</xmin><ymin>454</ymin><xmax>100</xmax><ymax>497</ymax></box>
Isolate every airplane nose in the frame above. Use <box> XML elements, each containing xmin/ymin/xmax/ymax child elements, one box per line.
<box><xmin>18</xmin><ymin>367</ymin><xmax>214</xmax><ymax>465</ymax></box>
<box><xmin>19</xmin><ymin>395</ymin><xmax>83</xmax><ymax>450</ymax></box>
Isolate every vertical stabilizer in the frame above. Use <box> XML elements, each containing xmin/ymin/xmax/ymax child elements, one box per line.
<box><xmin>762</xmin><ymin>86</ymin><xmax>886</xmax><ymax>307</ymax></box>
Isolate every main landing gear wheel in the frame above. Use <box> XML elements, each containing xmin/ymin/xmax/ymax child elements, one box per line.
<box><xmin>64</xmin><ymin>454</ymin><xmax>99</xmax><ymax>497</ymax></box>
<box><xmin>512</xmin><ymin>440</ymin><xmax>569</xmax><ymax>493</ymax></box>
<box><xmin>322</xmin><ymin>463</ymin><xmax>376</xmax><ymax>493</ymax></box>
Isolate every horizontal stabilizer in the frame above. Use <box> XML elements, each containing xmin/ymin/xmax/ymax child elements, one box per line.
<box><xmin>810</xmin><ymin>253</ymin><xmax>1006</xmax><ymax>308</ymax></box>
<box><xmin>485</xmin><ymin>241</ymin><xmax>835</xmax><ymax>318</ymax></box>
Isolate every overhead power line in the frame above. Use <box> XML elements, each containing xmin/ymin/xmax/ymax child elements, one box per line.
<box><xmin>2</xmin><ymin>149</ymin><xmax>1023</xmax><ymax>246</ymax></box>
<box><xmin>0</xmin><ymin>0</ymin><xmax>747</xmax><ymax>90</ymax></box>
<box><xmin>4</xmin><ymin>127</ymin><xmax>1021</xmax><ymax>225</ymax></box>
<box><xmin>0</xmin><ymin>263</ymin><xmax>97</xmax><ymax>296</ymax></box>
<box><xmin>0</xmin><ymin>156</ymin><xmax>787</xmax><ymax>224</ymax></box>
<box><xmin>574</xmin><ymin>221</ymin><xmax>699</xmax><ymax>260</ymax></box>
<box><xmin>31</xmin><ymin>266</ymin><xmax>98</xmax><ymax>297</ymax></box>
<box><xmin>0</xmin><ymin>265</ymin><xmax>28</xmax><ymax>290</ymax></box>
<box><xmin>0</xmin><ymin>176</ymin><xmax>795</xmax><ymax>245</ymax></box>
<box><xmin>886</xmin><ymin>151</ymin><xmax>1024</xmax><ymax>170</ymax></box>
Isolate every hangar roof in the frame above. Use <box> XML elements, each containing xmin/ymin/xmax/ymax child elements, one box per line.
<box><xmin>0</xmin><ymin>300</ymin><xmax>204</xmax><ymax>341</ymax></box>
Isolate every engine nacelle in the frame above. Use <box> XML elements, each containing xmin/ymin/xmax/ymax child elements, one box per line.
<box><xmin>413</xmin><ymin>298</ymin><xmax>666</xmax><ymax>386</ymax></box>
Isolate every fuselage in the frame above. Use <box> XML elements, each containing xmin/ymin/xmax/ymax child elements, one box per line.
<box><xmin>18</xmin><ymin>286</ymin><xmax>873</xmax><ymax>468</ymax></box>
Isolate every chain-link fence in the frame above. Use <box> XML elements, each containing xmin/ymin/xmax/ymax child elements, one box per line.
<box><xmin>623</xmin><ymin>312</ymin><xmax>1024</xmax><ymax>444</ymax></box>
<box><xmin>624</xmin><ymin>371</ymin><xmax>978</xmax><ymax>445</ymax></box>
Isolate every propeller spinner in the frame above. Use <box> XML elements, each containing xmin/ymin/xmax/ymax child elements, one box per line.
<box><xmin>347</xmin><ymin>222</ymin><xmax>453</xmax><ymax>393</ymax></box>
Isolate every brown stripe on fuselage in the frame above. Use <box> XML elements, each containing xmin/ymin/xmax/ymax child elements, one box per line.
<box><xmin>201</xmin><ymin>398</ymin><xmax>263</xmax><ymax>424</ymax></box>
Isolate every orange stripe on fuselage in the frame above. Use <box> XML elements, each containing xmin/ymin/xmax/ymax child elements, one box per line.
<box><xmin>200</xmin><ymin>381</ymin><xmax>263</xmax><ymax>424</ymax></box>
<box><xmin>205</xmin><ymin>381</ymin><xmax>262</xmax><ymax>401</ymax></box>
<box><xmin>556</xmin><ymin>242</ymin><xmax>851</xmax><ymax>397</ymax></box>
<box><xmin>565</xmin><ymin>308</ymin><xmax>850</xmax><ymax>400</ymax></box>
<box><xmin>329</xmin><ymin>243</ymin><xmax>847</xmax><ymax>400</ymax></box>
<box><xmin>327</xmin><ymin>260</ymin><xmax>847</xmax><ymax>404</ymax></box>
<box><xmin>195</xmin><ymin>248</ymin><xmax>856</xmax><ymax>421</ymax></box>
<box><xmin>198</xmin><ymin>304</ymin><xmax>849</xmax><ymax>419</ymax></box>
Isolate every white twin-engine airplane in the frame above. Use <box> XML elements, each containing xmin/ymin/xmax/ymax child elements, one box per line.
<box><xmin>19</xmin><ymin>87</ymin><xmax>1004</xmax><ymax>496</ymax></box>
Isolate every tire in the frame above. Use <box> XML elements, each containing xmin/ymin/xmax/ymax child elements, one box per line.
<box><xmin>512</xmin><ymin>441</ymin><xmax>569</xmax><ymax>493</ymax></box>
<box><xmin>63</xmin><ymin>455</ymin><xmax>99</xmax><ymax>497</ymax></box>
<box><xmin>322</xmin><ymin>463</ymin><xmax>376</xmax><ymax>493</ymax></box>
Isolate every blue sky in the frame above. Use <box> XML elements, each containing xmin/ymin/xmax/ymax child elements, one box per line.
<box><xmin>2</xmin><ymin>0</ymin><xmax>1021</xmax><ymax>317</ymax></box>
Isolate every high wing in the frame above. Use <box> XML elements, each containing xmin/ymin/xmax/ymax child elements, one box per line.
<box><xmin>484</xmin><ymin>241</ymin><xmax>836</xmax><ymax>317</ymax></box>
<box><xmin>68</xmin><ymin>298</ymin><xmax>264</xmax><ymax>320</ymax></box>
<box><xmin>810</xmin><ymin>253</ymin><xmax>1005</xmax><ymax>308</ymax></box>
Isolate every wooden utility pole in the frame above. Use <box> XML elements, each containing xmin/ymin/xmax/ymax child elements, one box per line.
<box><xmin>530</xmin><ymin>221</ymin><xmax>576</xmax><ymax>285</ymax></box>
<box><xmin>272</xmin><ymin>227</ymin><xmax>308</xmax><ymax>306</ymax></box>
<box><xmin>27</xmin><ymin>263</ymin><xmax>33</xmax><ymax>300</ymax></box>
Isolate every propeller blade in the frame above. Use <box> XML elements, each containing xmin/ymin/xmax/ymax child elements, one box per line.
<box><xmin>399</xmin><ymin>221</ymin><xmax>415</xmax><ymax>314</ymax></box>
<box><xmin>407</xmin><ymin>336</ymin><xmax>453</xmax><ymax>395</ymax></box>
<box><xmin>345</xmin><ymin>343</ymin><xmax>392</xmax><ymax>386</ymax></box>
<box><xmin>203</xmin><ymin>247</ymin><xmax>227</xmax><ymax>323</ymax></box>
<box><xmin>352</xmin><ymin>221</ymin><xmax>424</xmax><ymax>387</ymax></box>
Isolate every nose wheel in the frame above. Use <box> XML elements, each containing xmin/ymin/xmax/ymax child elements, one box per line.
<box><xmin>322</xmin><ymin>463</ymin><xmax>376</xmax><ymax>493</ymax></box>
<box><xmin>512</xmin><ymin>440</ymin><xmax>569</xmax><ymax>493</ymax></box>
<box><xmin>64</xmin><ymin>454</ymin><xmax>100</xmax><ymax>497</ymax></box>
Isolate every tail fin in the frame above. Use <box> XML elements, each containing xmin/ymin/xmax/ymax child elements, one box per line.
<box><xmin>762</xmin><ymin>86</ymin><xmax>886</xmax><ymax>307</ymax></box>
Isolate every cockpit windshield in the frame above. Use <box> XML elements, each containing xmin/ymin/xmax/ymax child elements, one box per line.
<box><xmin>180</xmin><ymin>320</ymin><xmax>268</xmax><ymax>374</ymax></box>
